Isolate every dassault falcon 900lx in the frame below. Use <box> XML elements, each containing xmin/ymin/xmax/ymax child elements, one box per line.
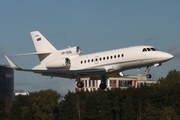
<box><xmin>5</xmin><ymin>31</ymin><xmax>173</xmax><ymax>89</ymax></box>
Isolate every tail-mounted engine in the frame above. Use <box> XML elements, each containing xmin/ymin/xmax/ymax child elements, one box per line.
<box><xmin>45</xmin><ymin>46</ymin><xmax>81</xmax><ymax>69</ymax></box>
<box><xmin>46</xmin><ymin>57</ymin><xmax>71</xmax><ymax>69</ymax></box>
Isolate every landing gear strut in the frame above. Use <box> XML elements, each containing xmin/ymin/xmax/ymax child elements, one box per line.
<box><xmin>99</xmin><ymin>75</ymin><xmax>107</xmax><ymax>89</ymax></box>
<box><xmin>145</xmin><ymin>66</ymin><xmax>152</xmax><ymax>78</ymax></box>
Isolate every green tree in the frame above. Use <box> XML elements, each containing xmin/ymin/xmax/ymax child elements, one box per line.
<box><xmin>9</xmin><ymin>70</ymin><xmax>180</xmax><ymax>119</ymax></box>
<box><xmin>29</xmin><ymin>89</ymin><xmax>60</xmax><ymax>120</ymax></box>
<box><xmin>59</xmin><ymin>91</ymin><xmax>78</xmax><ymax>120</ymax></box>
<box><xmin>0</xmin><ymin>95</ymin><xmax>6</xmax><ymax>120</ymax></box>
<box><xmin>10</xmin><ymin>95</ymin><xmax>32</xmax><ymax>120</ymax></box>
<box><xmin>83</xmin><ymin>90</ymin><xmax>112</xmax><ymax>120</ymax></box>
<box><xmin>107</xmin><ymin>88</ymin><xmax>124</xmax><ymax>119</ymax></box>
<box><xmin>160</xmin><ymin>106</ymin><xmax>178</xmax><ymax>120</ymax></box>
<box><xmin>121</xmin><ymin>88</ymin><xmax>136</xmax><ymax>120</ymax></box>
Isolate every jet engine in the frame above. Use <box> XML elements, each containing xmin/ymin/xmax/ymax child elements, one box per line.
<box><xmin>60</xmin><ymin>46</ymin><xmax>82</xmax><ymax>56</ymax></box>
<box><xmin>46</xmin><ymin>57</ymin><xmax>71</xmax><ymax>69</ymax></box>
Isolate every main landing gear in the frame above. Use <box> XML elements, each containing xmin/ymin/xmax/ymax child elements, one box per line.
<box><xmin>76</xmin><ymin>81</ymin><xmax>84</xmax><ymax>88</ymax></box>
<box><xmin>76</xmin><ymin>76</ymin><xmax>84</xmax><ymax>88</ymax></box>
<box><xmin>76</xmin><ymin>75</ymin><xmax>107</xmax><ymax>90</ymax></box>
<box><xmin>99</xmin><ymin>75</ymin><xmax>107</xmax><ymax>89</ymax></box>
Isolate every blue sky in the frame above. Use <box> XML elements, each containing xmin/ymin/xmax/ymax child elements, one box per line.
<box><xmin>0</xmin><ymin>1</ymin><xmax>180</xmax><ymax>95</ymax></box>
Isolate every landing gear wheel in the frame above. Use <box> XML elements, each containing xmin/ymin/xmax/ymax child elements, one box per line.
<box><xmin>146</xmin><ymin>74</ymin><xmax>152</xmax><ymax>78</ymax></box>
<box><xmin>99</xmin><ymin>83</ymin><xmax>107</xmax><ymax>89</ymax></box>
<box><xmin>77</xmin><ymin>82</ymin><xmax>84</xmax><ymax>88</ymax></box>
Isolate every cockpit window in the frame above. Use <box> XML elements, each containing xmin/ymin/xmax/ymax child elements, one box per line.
<box><xmin>142</xmin><ymin>47</ymin><xmax>159</xmax><ymax>52</ymax></box>
<box><xmin>150</xmin><ymin>48</ymin><xmax>156</xmax><ymax>51</ymax></box>
<box><xmin>147</xmin><ymin>48</ymin><xmax>151</xmax><ymax>51</ymax></box>
<box><xmin>154</xmin><ymin>47</ymin><xmax>159</xmax><ymax>51</ymax></box>
<box><xmin>142</xmin><ymin>48</ymin><xmax>147</xmax><ymax>52</ymax></box>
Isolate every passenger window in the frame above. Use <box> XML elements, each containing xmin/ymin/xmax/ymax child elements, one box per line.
<box><xmin>122</xmin><ymin>54</ymin><xmax>124</xmax><ymax>57</ymax></box>
<box><xmin>91</xmin><ymin>59</ymin><xmax>93</xmax><ymax>62</ymax></box>
<box><xmin>103</xmin><ymin>57</ymin><xmax>105</xmax><ymax>60</ymax></box>
<box><xmin>107</xmin><ymin>56</ymin><xmax>109</xmax><ymax>60</ymax></box>
<box><xmin>99</xmin><ymin>58</ymin><xmax>102</xmax><ymax>61</ymax></box>
<box><xmin>110</xmin><ymin>56</ymin><xmax>113</xmax><ymax>59</ymax></box>
<box><xmin>81</xmin><ymin>61</ymin><xmax>83</xmax><ymax>64</ymax></box>
<box><xmin>114</xmin><ymin>55</ymin><xmax>116</xmax><ymax>58</ymax></box>
<box><xmin>118</xmin><ymin>54</ymin><xmax>120</xmax><ymax>58</ymax></box>
<box><xmin>84</xmin><ymin>60</ymin><xmax>86</xmax><ymax>63</ymax></box>
<box><xmin>88</xmin><ymin>59</ymin><xmax>90</xmax><ymax>63</ymax></box>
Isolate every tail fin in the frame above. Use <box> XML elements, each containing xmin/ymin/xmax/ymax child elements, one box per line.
<box><xmin>30</xmin><ymin>31</ymin><xmax>57</xmax><ymax>52</ymax></box>
<box><xmin>30</xmin><ymin>31</ymin><xmax>57</xmax><ymax>63</ymax></box>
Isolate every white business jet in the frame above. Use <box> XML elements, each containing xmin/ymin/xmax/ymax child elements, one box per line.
<box><xmin>5</xmin><ymin>31</ymin><xmax>173</xmax><ymax>89</ymax></box>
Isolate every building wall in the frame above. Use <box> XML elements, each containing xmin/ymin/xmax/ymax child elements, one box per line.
<box><xmin>76</xmin><ymin>75</ymin><xmax>157</xmax><ymax>92</ymax></box>
<box><xmin>0</xmin><ymin>66</ymin><xmax>14</xmax><ymax>101</ymax></box>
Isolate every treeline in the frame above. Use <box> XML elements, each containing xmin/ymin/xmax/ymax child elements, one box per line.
<box><xmin>1</xmin><ymin>69</ymin><xmax>180</xmax><ymax>120</ymax></box>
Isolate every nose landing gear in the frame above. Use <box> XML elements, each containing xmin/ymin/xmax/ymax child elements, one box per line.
<box><xmin>146</xmin><ymin>74</ymin><xmax>152</xmax><ymax>78</ymax></box>
<box><xmin>145</xmin><ymin>66</ymin><xmax>152</xmax><ymax>78</ymax></box>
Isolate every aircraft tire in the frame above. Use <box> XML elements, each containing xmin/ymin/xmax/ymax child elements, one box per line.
<box><xmin>77</xmin><ymin>82</ymin><xmax>84</xmax><ymax>88</ymax></box>
<box><xmin>146</xmin><ymin>74</ymin><xmax>152</xmax><ymax>78</ymax></box>
<box><xmin>99</xmin><ymin>83</ymin><xmax>107</xmax><ymax>89</ymax></box>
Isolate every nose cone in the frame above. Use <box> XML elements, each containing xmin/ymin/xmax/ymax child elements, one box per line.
<box><xmin>165</xmin><ymin>53</ymin><xmax>173</xmax><ymax>60</ymax></box>
<box><xmin>161</xmin><ymin>52</ymin><xmax>173</xmax><ymax>62</ymax></box>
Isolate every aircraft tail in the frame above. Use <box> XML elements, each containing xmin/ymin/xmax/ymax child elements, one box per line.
<box><xmin>30</xmin><ymin>31</ymin><xmax>57</xmax><ymax>63</ymax></box>
<box><xmin>30</xmin><ymin>31</ymin><xmax>57</xmax><ymax>52</ymax></box>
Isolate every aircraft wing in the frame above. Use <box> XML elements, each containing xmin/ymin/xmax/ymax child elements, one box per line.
<box><xmin>5</xmin><ymin>55</ymin><xmax>106</xmax><ymax>77</ymax></box>
<box><xmin>27</xmin><ymin>68</ymin><xmax>105</xmax><ymax>75</ymax></box>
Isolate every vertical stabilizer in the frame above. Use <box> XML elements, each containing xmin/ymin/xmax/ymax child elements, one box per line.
<box><xmin>30</xmin><ymin>31</ymin><xmax>57</xmax><ymax>52</ymax></box>
<box><xmin>30</xmin><ymin>31</ymin><xmax>57</xmax><ymax>63</ymax></box>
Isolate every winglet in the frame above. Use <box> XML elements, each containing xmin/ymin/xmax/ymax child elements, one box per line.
<box><xmin>4</xmin><ymin>55</ymin><xmax>22</xmax><ymax>70</ymax></box>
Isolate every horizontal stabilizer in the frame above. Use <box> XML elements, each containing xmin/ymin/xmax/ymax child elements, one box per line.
<box><xmin>8</xmin><ymin>52</ymin><xmax>52</xmax><ymax>56</ymax></box>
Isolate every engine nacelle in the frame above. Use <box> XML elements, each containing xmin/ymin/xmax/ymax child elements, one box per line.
<box><xmin>60</xmin><ymin>46</ymin><xmax>82</xmax><ymax>56</ymax></box>
<box><xmin>46</xmin><ymin>58</ymin><xmax>71</xmax><ymax>69</ymax></box>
